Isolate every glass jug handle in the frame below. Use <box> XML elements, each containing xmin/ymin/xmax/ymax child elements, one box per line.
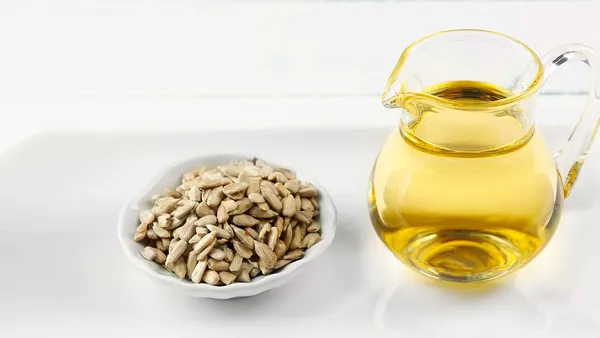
<box><xmin>541</xmin><ymin>44</ymin><xmax>600</xmax><ymax>198</ymax></box>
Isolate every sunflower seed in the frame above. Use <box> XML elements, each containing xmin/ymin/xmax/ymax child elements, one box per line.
<box><xmin>165</xmin><ymin>240</ymin><xmax>188</xmax><ymax>266</ymax></box>
<box><xmin>232</xmin><ymin>214</ymin><xmax>260</xmax><ymax>227</ymax></box>
<box><xmin>307</xmin><ymin>221</ymin><xmax>320</xmax><ymax>233</ymax></box>
<box><xmin>236</xmin><ymin>270</ymin><xmax>251</xmax><ymax>282</ymax></box>
<box><xmin>284</xmin><ymin>249</ymin><xmax>305</xmax><ymax>261</ymax></box>
<box><xmin>157</xmin><ymin>214</ymin><xmax>171</xmax><ymax>228</ymax></box>
<box><xmin>209</xmin><ymin>248</ymin><xmax>226</xmax><ymax>261</ymax></box>
<box><xmin>196</xmin><ymin>237</ymin><xmax>217</xmax><ymax>261</ymax></box>
<box><xmin>141</xmin><ymin>246</ymin><xmax>157</xmax><ymax>261</ymax></box>
<box><xmin>248</xmin><ymin>192</ymin><xmax>265</xmax><ymax>204</ymax></box>
<box><xmin>232</xmin><ymin>241</ymin><xmax>253</xmax><ymax>259</ymax></box>
<box><xmin>191</xmin><ymin>259</ymin><xmax>208</xmax><ymax>283</ymax></box>
<box><xmin>208</xmin><ymin>258</ymin><xmax>229</xmax><ymax>272</ymax></box>
<box><xmin>187</xmin><ymin>252</ymin><xmax>198</xmax><ymax>278</ymax></box>
<box><xmin>248</xmin><ymin>206</ymin><xmax>278</xmax><ymax>219</ymax></box>
<box><xmin>261</xmin><ymin>187</ymin><xmax>282</xmax><ymax>212</ymax></box>
<box><xmin>267</xmin><ymin>228</ymin><xmax>278</xmax><ymax>250</ymax></box>
<box><xmin>246</xmin><ymin>227</ymin><xmax>259</xmax><ymax>240</ymax></box>
<box><xmin>284</xmin><ymin>180</ymin><xmax>300</xmax><ymax>194</ymax></box>
<box><xmin>282</xmin><ymin>195</ymin><xmax>296</xmax><ymax>217</ymax></box>
<box><xmin>172</xmin><ymin>203</ymin><xmax>195</xmax><ymax>219</ymax></box>
<box><xmin>274</xmin><ymin>259</ymin><xmax>291</xmax><ymax>270</ymax></box>
<box><xmin>195</xmin><ymin>215</ymin><xmax>218</xmax><ymax>227</ymax></box>
<box><xmin>254</xmin><ymin>240</ymin><xmax>277</xmax><ymax>272</ymax></box>
<box><xmin>139</xmin><ymin>210</ymin><xmax>155</xmax><ymax>224</ymax></box>
<box><xmin>173</xmin><ymin>257</ymin><xmax>187</xmax><ymax>279</ymax></box>
<box><xmin>246</xmin><ymin>182</ymin><xmax>260</xmax><ymax>196</ymax></box>
<box><xmin>192</xmin><ymin>232</ymin><xmax>217</xmax><ymax>253</ymax></box>
<box><xmin>198</xmin><ymin>178</ymin><xmax>230</xmax><ymax>189</ymax></box>
<box><xmin>195</xmin><ymin>201</ymin><xmax>215</xmax><ymax>217</ymax></box>
<box><xmin>298</xmin><ymin>186</ymin><xmax>318</xmax><ymax>197</ymax></box>
<box><xmin>231</xmin><ymin>225</ymin><xmax>255</xmax><ymax>249</ymax></box>
<box><xmin>203</xmin><ymin>270</ymin><xmax>220</xmax><ymax>285</ymax></box>
<box><xmin>222</xmin><ymin>199</ymin><xmax>237</xmax><ymax>212</ymax></box>
<box><xmin>258</xmin><ymin>222</ymin><xmax>271</xmax><ymax>241</ymax></box>
<box><xmin>229</xmin><ymin>253</ymin><xmax>243</xmax><ymax>272</ymax></box>
<box><xmin>274</xmin><ymin>240</ymin><xmax>287</xmax><ymax>259</ymax></box>
<box><xmin>302</xmin><ymin>233</ymin><xmax>321</xmax><ymax>249</ymax></box>
<box><xmin>216</xmin><ymin>204</ymin><xmax>229</xmax><ymax>223</ymax></box>
<box><xmin>188</xmin><ymin>186</ymin><xmax>201</xmax><ymax>201</ymax></box>
<box><xmin>205</xmin><ymin>224</ymin><xmax>231</xmax><ymax>239</ymax></box>
<box><xmin>153</xmin><ymin>223</ymin><xmax>171</xmax><ymax>239</ymax></box>
<box><xmin>219</xmin><ymin>271</ymin><xmax>237</xmax><ymax>285</ymax></box>
<box><xmin>206</xmin><ymin>187</ymin><xmax>225</xmax><ymax>208</ymax></box>
<box><xmin>223</xmin><ymin>182</ymin><xmax>248</xmax><ymax>197</ymax></box>
<box><xmin>229</xmin><ymin>198</ymin><xmax>253</xmax><ymax>215</ymax></box>
<box><xmin>274</xmin><ymin>182</ymin><xmax>290</xmax><ymax>197</ymax></box>
<box><xmin>283</xmin><ymin>224</ymin><xmax>293</xmax><ymax>248</ymax></box>
<box><xmin>293</xmin><ymin>210</ymin><xmax>312</xmax><ymax>224</ymax></box>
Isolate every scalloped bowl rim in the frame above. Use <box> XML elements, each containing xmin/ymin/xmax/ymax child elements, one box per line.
<box><xmin>117</xmin><ymin>153</ymin><xmax>337</xmax><ymax>298</ymax></box>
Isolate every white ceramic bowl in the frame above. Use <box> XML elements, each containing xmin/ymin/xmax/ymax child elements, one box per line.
<box><xmin>117</xmin><ymin>154</ymin><xmax>337</xmax><ymax>299</ymax></box>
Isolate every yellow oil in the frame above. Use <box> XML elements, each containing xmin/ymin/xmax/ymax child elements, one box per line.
<box><xmin>369</xmin><ymin>81</ymin><xmax>564</xmax><ymax>282</ymax></box>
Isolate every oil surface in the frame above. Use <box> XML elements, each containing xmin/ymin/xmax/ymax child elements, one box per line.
<box><xmin>369</xmin><ymin>81</ymin><xmax>563</xmax><ymax>282</ymax></box>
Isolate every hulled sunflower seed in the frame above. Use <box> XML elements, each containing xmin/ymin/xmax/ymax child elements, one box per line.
<box><xmin>165</xmin><ymin>240</ymin><xmax>188</xmax><ymax>266</ymax></box>
<box><xmin>188</xmin><ymin>186</ymin><xmax>201</xmax><ymax>201</ymax></box>
<box><xmin>192</xmin><ymin>232</ymin><xmax>217</xmax><ymax>253</ymax></box>
<box><xmin>282</xmin><ymin>195</ymin><xmax>296</xmax><ymax>217</ymax></box>
<box><xmin>302</xmin><ymin>233</ymin><xmax>321</xmax><ymax>249</ymax></box>
<box><xmin>258</xmin><ymin>222</ymin><xmax>271</xmax><ymax>241</ymax></box>
<box><xmin>229</xmin><ymin>198</ymin><xmax>253</xmax><ymax>215</ymax></box>
<box><xmin>284</xmin><ymin>180</ymin><xmax>300</xmax><ymax>194</ymax></box>
<box><xmin>232</xmin><ymin>241</ymin><xmax>253</xmax><ymax>259</ymax></box>
<box><xmin>173</xmin><ymin>257</ymin><xmax>187</xmax><ymax>279</ymax></box>
<box><xmin>236</xmin><ymin>270</ymin><xmax>251</xmax><ymax>282</ymax></box>
<box><xmin>219</xmin><ymin>271</ymin><xmax>237</xmax><ymax>285</ymax></box>
<box><xmin>195</xmin><ymin>201</ymin><xmax>215</xmax><ymax>217</ymax></box>
<box><xmin>248</xmin><ymin>192</ymin><xmax>265</xmax><ymax>204</ymax></box>
<box><xmin>203</xmin><ymin>270</ymin><xmax>220</xmax><ymax>285</ymax></box>
<box><xmin>223</xmin><ymin>182</ymin><xmax>248</xmax><ymax>197</ymax></box>
<box><xmin>298</xmin><ymin>186</ymin><xmax>318</xmax><ymax>197</ymax></box>
<box><xmin>153</xmin><ymin>223</ymin><xmax>171</xmax><ymax>239</ymax></box>
<box><xmin>141</xmin><ymin>246</ymin><xmax>157</xmax><ymax>261</ymax></box>
<box><xmin>267</xmin><ymin>228</ymin><xmax>278</xmax><ymax>250</ymax></box>
<box><xmin>191</xmin><ymin>259</ymin><xmax>208</xmax><ymax>283</ymax></box>
<box><xmin>229</xmin><ymin>253</ymin><xmax>243</xmax><ymax>272</ymax></box>
<box><xmin>248</xmin><ymin>206</ymin><xmax>278</xmax><ymax>219</ymax></box>
<box><xmin>284</xmin><ymin>249</ymin><xmax>305</xmax><ymax>261</ymax></box>
<box><xmin>232</xmin><ymin>214</ymin><xmax>260</xmax><ymax>227</ymax></box>
<box><xmin>195</xmin><ymin>215</ymin><xmax>218</xmax><ymax>227</ymax></box>
<box><xmin>274</xmin><ymin>259</ymin><xmax>291</xmax><ymax>270</ymax></box>
<box><xmin>207</xmin><ymin>187</ymin><xmax>225</xmax><ymax>208</ymax></box>
<box><xmin>209</xmin><ymin>248</ymin><xmax>226</xmax><ymax>261</ymax></box>
<box><xmin>247</xmin><ymin>182</ymin><xmax>260</xmax><ymax>196</ymax></box>
<box><xmin>217</xmin><ymin>204</ymin><xmax>229</xmax><ymax>223</ymax></box>
<box><xmin>307</xmin><ymin>221</ymin><xmax>321</xmax><ymax>233</ymax></box>
<box><xmin>274</xmin><ymin>240</ymin><xmax>287</xmax><ymax>259</ymax></box>
<box><xmin>222</xmin><ymin>199</ymin><xmax>237</xmax><ymax>213</ymax></box>
<box><xmin>196</xmin><ymin>237</ymin><xmax>217</xmax><ymax>261</ymax></box>
<box><xmin>231</xmin><ymin>225</ymin><xmax>254</xmax><ymax>249</ymax></box>
<box><xmin>208</xmin><ymin>258</ymin><xmax>229</xmax><ymax>272</ymax></box>
<box><xmin>139</xmin><ymin>210</ymin><xmax>155</xmax><ymax>224</ymax></box>
<box><xmin>198</xmin><ymin>178</ymin><xmax>230</xmax><ymax>189</ymax></box>
<box><xmin>254</xmin><ymin>240</ymin><xmax>277</xmax><ymax>272</ymax></box>
<box><xmin>187</xmin><ymin>252</ymin><xmax>198</xmax><ymax>279</ymax></box>
<box><xmin>223</xmin><ymin>246</ymin><xmax>234</xmax><ymax>262</ymax></box>
<box><xmin>274</xmin><ymin>182</ymin><xmax>290</xmax><ymax>197</ymax></box>
<box><xmin>261</xmin><ymin>187</ymin><xmax>282</xmax><ymax>212</ymax></box>
<box><xmin>205</xmin><ymin>224</ymin><xmax>231</xmax><ymax>239</ymax></box>
<box><xmin>295</xmin><ymin>194</ymin><xmax>302</xmax><ymax>212</ymax></box>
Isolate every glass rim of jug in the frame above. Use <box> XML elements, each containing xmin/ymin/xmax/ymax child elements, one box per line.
<box><xmin>384</xmin><ymin>29</ymin><xmax>544</xmax><ymax>110</ymax></box>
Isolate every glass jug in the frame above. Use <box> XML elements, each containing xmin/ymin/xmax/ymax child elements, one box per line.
<box><xmin>368</xmin><ymin>29</ymin><xmax>600</xmax><ymax>283</ymax></box>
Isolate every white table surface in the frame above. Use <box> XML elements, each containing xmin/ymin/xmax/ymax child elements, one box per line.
<box><xmin>2</xmin><ymin>1</ymin><xmax>600</xmax><ymax>337</ymax></box>
<box><xmin>1</xmin><ymin>115</ymin><xmax>599</xmax><ymax>337</ymax></box>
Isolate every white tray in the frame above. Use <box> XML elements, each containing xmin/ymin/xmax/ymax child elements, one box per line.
<box><xmin>0</xmin><ymin>126</ymin><xmax>599</xmax><ymax>337</ymax></box>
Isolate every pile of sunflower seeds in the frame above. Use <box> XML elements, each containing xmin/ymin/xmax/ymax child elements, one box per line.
<box><xmin>135</xmin><ymin>158</ymin><xmax>321</xmax><ymax>285</ymax></box>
